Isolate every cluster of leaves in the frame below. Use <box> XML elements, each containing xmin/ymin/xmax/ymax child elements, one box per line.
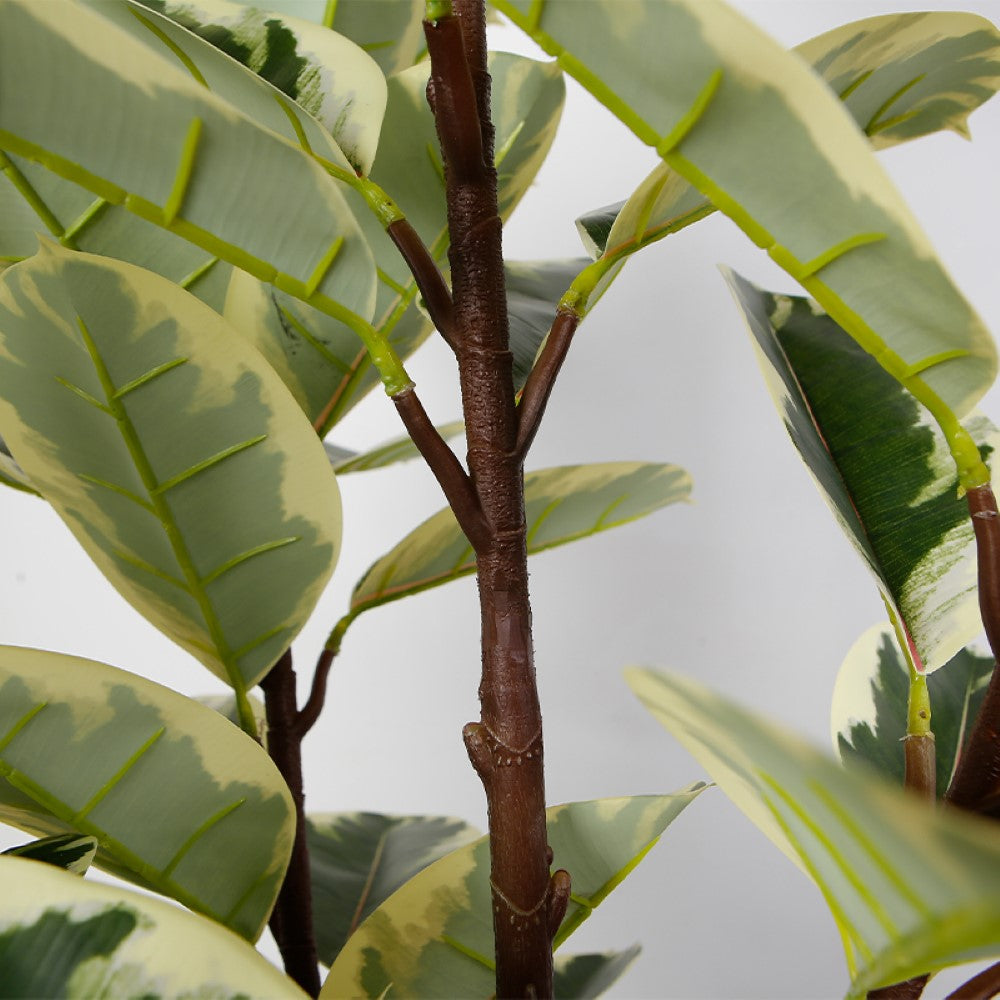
<box><xmin>0</xmin><ymin>1</ymin><xmax>998</xmax><ymax>996</ymax></box>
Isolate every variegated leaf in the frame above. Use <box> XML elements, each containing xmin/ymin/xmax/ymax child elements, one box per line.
<box><xmin>0</xmin><ymin>646</ymin><xmax>295</xmax><ymax>941</ymax></box>
<box><xmin>321</xmin><ymin>791</ymin><xmax>705</xmax><ymax>998</ymax></box>
<box><xmin>575</xmin><ymin>11</ymin><xmax>1000</xmax><ymax>264</ymax></box>
<box><xmin>308</xmin><ymin>812</ymin><xmax>481</xmax><ymax>966</ymax></box>
<box><xmin>553</xmin><ymin>948</ymin><xmax>642</xmax><ymax>999</ymax></box>
<box><xmin>349</xmin><ymin>462</ymin><xmax>691</xmax><ymax>622</ymax></box>
<box><xmin>227</xmin><ymin>50</ymin><xmax>566</xmax><ymax>430</ymax></box>
<box><xmin>832</xmin><ymin>625</ymin><xmax>993</xmax><ymax>798</ymax></box>
<box><xmin>134</xmin><ymin>0</ymin><xmax>387</xmax><ymax>174</ymax></box>
<box><xmin>324</xmin><ymin>0</ymin><xmax>425</xmax><ymax>77</ymax></box>
<box><xmin>2</xmin><ymin>834</ymin><xmax>98</xmax><ymax>877</ymax></box>
<box><xmin>627</xmin><ymin>667</ymin><xmax>1000</xmax><ymax>996</ymax></box>
<box><xmin>329</xmin><ymin>420</ymin><xmax>465</xmax><ymax>475</ymax></box>
<box><xmin>496</xmin><ymin>0</ymin><xmax>997</xmax><ymax>424</ymax></box>
<box><xmin>0</xmin><ymin>0</ymin><xmax>379</xmax><ymax>346</ymax></box>
<box><xmin>0</xmin><ymin>857</ymin><xmax>307</xmax><ymax>997</ymax></box>
<box><xmin>0</xmin><ymin>244</ymin><xmax>342</xmax><ymax>707</ymax></box>
<box><xmin>725</xmin><ymin>271</ymin><xmax>998</xmax><ymax>671</ymax></box>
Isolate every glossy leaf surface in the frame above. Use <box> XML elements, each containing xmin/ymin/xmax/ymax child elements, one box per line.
<box><xmin>308</xmin><ymin>812</ymin><xmax>481</xmax><ymax>966</ymax></box>
<box><xmin>726</xmin><ymin>271</ymin><xmax>998</xmax><ymax>672</ymax></box>
<box><xmin>575</xmin><ymin>11</ymin><xmax>1000</xmax><ymax>264</ymax></box>
<box><xmin>0</xmin><ymin>646</ymin><xmax>294</xmax><ymax>940</ymax></box>
<box><xmin>833</xmin><ymin>625</ymin><xmax>993</xmax><ymax>798</ymax></box>
<box><xmin>0</xmin><ymin>0</ymin><xmax>377</xmax><ymax>325</ymax></box>
<box><xmin>350</xmin><ymin>462</ymin><xmax>691</xmax><ymax>620</ymax></box>
<box><xmin>322</xmin><ymin>791</ymin><xmax>704</xmax><ymax>998</ymax></box>
<box><xmin>135</xmin><ymin>0</ymin><xmax>387</xmax><ymax>174</ymax></box>
<box><xmin>0</xmin><ymin>857</ymin><xmax>306</xmax><ymax>997</ymax></box>
<box><xmin>628</xmin><ymin>667</ymin><xmax>1000</xmax><ymax>996</ymax></box>
<box><xmin>0</xmin><ymin>244</ymin><xmax>342</xmax><ymax>695</ymax></box>
<box><xmin>496</xmin><ymin>0</ymin><xmax>997</xmax><ymax>419</ymax></box>
<box><xmin>2</xmin><ymin>834</ymin><xmax>98</xmax><ymax>876</ymax></box>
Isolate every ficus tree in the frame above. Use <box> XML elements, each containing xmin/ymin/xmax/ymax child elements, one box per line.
<box><xmin>0</xmin><ymin>1</ymin><xmax>998</xmax><ymax>998</ymax></box>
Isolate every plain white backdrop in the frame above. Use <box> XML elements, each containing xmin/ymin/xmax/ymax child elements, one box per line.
<box><xmin>2</xmin><ymin>2</ymin><xmax>1000</xmax><ymax>997</ymax></box>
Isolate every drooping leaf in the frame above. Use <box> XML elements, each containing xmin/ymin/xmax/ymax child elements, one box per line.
<box><xmin>552</xmin><ymin>947</ymin><xmax>641</xmax><ymax>999</ymax></box>
<box><xmin>324</xmin><ymin>0</ymin><xmax>425</xmax><ymax>77</ymax></box>
<box><xmin>227</xmin><ymin>50</ymin><xmax>566</xmax><ymax>430</ymax></box>
<box><xmin>0</xmin><ymin>856</ymin><xmax>307</xmax><ymax>998</ymax></box>
<box><xmin>349</xmin><ymin>462</ymin><xmax>691</xmax><ymax>621</ymax></box>
<box><xmin>307</xmin><ymin>812</ymin><xmax>481</xmax><ymax>966</ymax></box>
<box><xmin>0</xmin><ymin>244</ymin><xmax>342</xmax><ymax>700</ymax></box>
<box><xmin>0</xmin><ymin>646</ymin><xmax>294</xmax><ymax>940</ymax></box>
<box><xmin>321</xmin><ymin>791</ymin><xmax>705</xmax><ymax>998</ymax></box>
<box><xmin>497</xmin><ymin>0</ymin><xmax>998</xmax><ymax>422</ymax></box>
<box><xmin>832</xmin><ymin>624</ymin><xmax>994</xmax><ymax>798</ymax></box>
<box><xmin>725</xmin><ymin>271</ymin><xmax>998</xmax><ymax>672</ymax></box>
<box><xmin>627</xmin><ymin>667</ymin><xmax>1000</xmax><ymax>996</ymax></box>
<box><xmin>134</xmin><ymin>0</ymin><xmax>387</xmax><ymax>174</ymax></box>
<box><xmin>0</xmin><ymin>0</ymin><xmax>378</xmax><ymax>330</ymax></box>
<box><xmin>2</xmin><ymin>834</ymin><xmax>98</xmax><ymax>877</ymax></box>
<box><xmin>329</xmin><ymin>421</ymin><xmax>466</xmax><ymax>475</ymax></box>
<box><xmin>573</xmin><ymin>11</ymin><xmax>1000</xmax><ymax>264</ymax></box>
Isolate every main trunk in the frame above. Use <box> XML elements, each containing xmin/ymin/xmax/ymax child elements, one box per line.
<box><xmin>424</xmin><ymin>2</ymin><xmax>558</xmax><ymax>993</ymax></box>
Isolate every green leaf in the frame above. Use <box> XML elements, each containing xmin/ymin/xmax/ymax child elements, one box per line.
<box><xmin>0</xmin><ymin>0</ymin><xmax>378</xmax><ymax>330</ymax></box>
<box><xmin>197</xmin><ymin>692</ymin><xmax>267</xmax><ymax>744</ymax></box>
<box><xmin>0</xmin><ymin>244</ymin><xmax>342</xmax><ymax>703</ymax></box>
<box><xmin>324</xmin><ymin>0</ymin><xmax>425</xmax><ymax>77</ymax></box>
<box><xmin>627</xmin><ymin>667</ymin><xmax>1000</xmax><ymax>996</ymax></box>
<box><xmin>0</xmin><ymin>436</ymin><xmax>36</xmax><ymax>496</ymax></box>
<box><xmin>227</xmin><ymin>50</ymin><xmax>566</xmax><ymax>430</ymax></box>
<box><xmin>330</xmin><ymin>421</ymin><xmax>466</xmax><ymax>475</ymax></box>
<box><xmin>321</xmin><ymin>791</ymin><xmax>705</xmax><ymax>998</ymax></box>
<box><xmin>553</xmin><ymin>947</ymin><xmax>641</xmax><ymax>999</ymax></box>
<box><xmin>349</xmin><ymin>462</ymin><xmax>691</xmax><ymax>621</ymax></box>
<box><xmin>3</xmin><ymin>834</ymin><xmax>98</xmax><ymax>877</ymax></box>
<box><xmin>0</xmin><ymin>856</ymin><xmax>307</xmax><ymax>998</ymax></box>
<box><xmin>497</xmin><ymin>0</ymin><xmax>997</xmax><ymax>423</ymax></box>
<box><xmin>308</xmin><ymin>812</ymin><xmax>481</xmax><ymax>966</ymax></box>
<box><xmin>134</xmin><ymin>0</ymin><xmax>387</xmax><ymax>175</ymax></box>
<box><xmin>0</xmin><ymin>646</ymin><xmax>295</xmax><ymax>941</ymax></box>
<box><xmin>833</xmin><ymin>625</ymin><xmax>994</xmax><ymax>799</ymax></box>
<box><xmin>507</xmin><ymin>259</ymin><xmax>590</xmax><ymax>392</ymax></box>
<box><xmin>725</xmin><ymin>271</ymin><xmax>998</xmax><ymax>672</ymax></box>
<box><xmin>574</xmin><ymin>11</ymin><xmax>1000</xmax><ymax>262</ymax></box>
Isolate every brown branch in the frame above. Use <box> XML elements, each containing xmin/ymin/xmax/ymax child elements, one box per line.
<box><xmin>423</xmin><ymin>14</ymin><xmax>483</xmax><ymax>182</ymax></box>
<box><xmin>261</xmin><ymin>651</ymin><xmax>321</xmax><ymax>997</ymax></box>
<box><xmin>425</xmin><ymin>4</ymin><xmax>561</xmax><ymax>995</ymax></box>
<box><xmin>967</xmin><ymin>485</ymin><xmax>1000</xmax><ymax>659</ymax></box>
<box><xmin>392</xmin><ymin>386</ymin><xmax>489</xmax><ymax>550</ymax></box>
<box><xmin>946</xmin><ymin>961</ymin><xmax>1000</xmax><ymax>999</ymax></box>
<box><xmin>296</xmin><ymin>647</ymin><xmax>334</xmax><ymax>739</ymax></box>
<box><xmin>386</xmin><ymin>218</ymin><xmax>456</xmax><ymax>349</ymax></box>
<box><xmin>867</xmin><ymin>975</ymin><xmax>930</xmax><ymax>1000</ymax></box>
<box><xmin>903</xmin><ymin>734</ymin><xmax>936</xmax><ymax>802</ymax></box>
<box><xmin>515</xmin><ymin>309</ymin><xmax>580</xmax><ymax>459</ymax></box>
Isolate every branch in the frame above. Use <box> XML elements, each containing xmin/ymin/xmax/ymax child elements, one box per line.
<box><xmin>423</xmin><ymin>13</ymin><xmax>484</xmax><ymax>182</ymax></box>
<box><xmin>515</xmin><ymin>308</ymin><xmax>580</xmax><ymax>459</ymax></box>
<box><xmin>260</xmin><ymin>651</ymin><xmax>321</xmax><ymax>998</ymax></box>
<box><xmin>392</xmin><ymin>386</ymin><xmax>490</xmax><ymax>550</ymax></box>
<box><xmin>386</xmin><ymin>219</ymin><xmax>456</xmax><ymax>349</ymax></box>
<box><xmin>967</xmin><ymin>484</ymin><xmax>1000</xmax><ymax>659</ymax></box>
<box><xmin>946</xmin><ymin>961</ymin><xmax>1000</xmax><ymax>999</ymax></box>
<box><xmin>867</xmin><ymin>976</ymin><xmax>930</xmax><ymax>1000</ymax></box>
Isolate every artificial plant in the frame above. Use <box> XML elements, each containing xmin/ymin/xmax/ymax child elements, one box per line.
<box><xmin>0</xmin><ymin>2</ymin><xmax>998</xmax><ymax>998</ymax></box>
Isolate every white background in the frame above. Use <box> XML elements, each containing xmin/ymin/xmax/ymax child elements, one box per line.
<box><xmin>2</xmin><ymin>2</ymin><xmax>1000</xmax><ymax>997</ymax></box>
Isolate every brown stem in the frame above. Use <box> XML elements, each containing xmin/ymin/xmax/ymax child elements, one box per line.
<box><xmin>967</xmin><ymin>485</ymin><xmax>1000</xmax><ymax>659</ymax></box>
<box><xmin>386</xmin><ymin>219</ymin><xmax>456</xmax><ymax>348</ymax></box>
<box><xmin>867</xmin><ymin>975</ymin><xmax>930</xmax><ymax>1000</ymax></box>
<box><xmin>261</xmin><ymin>651</ymin><xmax>321</xmax><ymax>998</ymax></box>
<box><xmin>903</xmin><ymin>734</ymin><xmax>936</xmax><ymax>803</ymax></box>
<box><xmin>297</xmin><ymin>647</ymin><xmax>334</xmax><ymax>738</ymax></box>
<box><xmin>424</xmin><ymin>6</ymin><xmax>562</xmax><ymax>995</ymax></box>
<box><xmin>515</xmin><ymin>309</ymin><xmax>579</xmax><ymax>459</ymax></box>
<box><xmin>392</xmin><ymin>386</ymin><xmax>490</xmax><ymax>550</ymax></box>
<box><xmin>946</xmin><ymin>961</ymin><xmax>1000</xmax><ymax>999</ymax></box>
